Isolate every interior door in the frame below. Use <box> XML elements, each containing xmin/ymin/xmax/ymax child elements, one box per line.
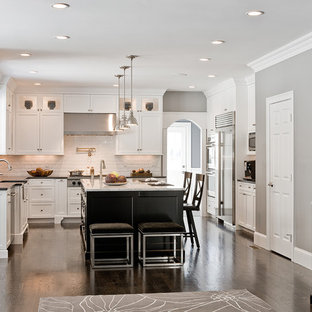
<box><xmin>268</xmin><ymin>92</ymin><xmax>293</xmax><ymax>259</ymax></box>
<box><xmin>167</xmin><ymin>123</ymin><xmax>190</xmax><ymax>187</ymax></box>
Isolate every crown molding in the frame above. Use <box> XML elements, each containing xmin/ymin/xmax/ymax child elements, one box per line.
<box><xmin>248</xmin><ymin>32</ymin><xmax>312</xmax><ymax>72</ymax></box>
<box><xmin>204</xmin><ymin>78</ymin><xmax>236</xmax><ymax>98</ymax></box>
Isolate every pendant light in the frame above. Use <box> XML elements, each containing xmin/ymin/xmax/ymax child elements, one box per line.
<box><xmin>119</xmin><ymin>65</ymin><xmax>130</xmax><ymax>129</ymax></box>
<box><xmin>114</xmin><ymin>74</ymin><xmax>124</xmax><ymax>132</ymax></box>
<box><xmin>126</xmin><ymin>55</ymin><xmax>139</xmax><ymax>126</ymax></box>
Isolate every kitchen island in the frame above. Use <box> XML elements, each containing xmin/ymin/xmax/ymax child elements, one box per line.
<box><xmin>81</xmin><ymin>179</ymin><xmax>184</xmax><ymax>258</ymax></box>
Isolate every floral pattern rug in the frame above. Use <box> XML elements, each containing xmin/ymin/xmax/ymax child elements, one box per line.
<box><xmin>39</xmin><ymin>289</ymin><xmax>273</xmax><ymax>312</ymax></box>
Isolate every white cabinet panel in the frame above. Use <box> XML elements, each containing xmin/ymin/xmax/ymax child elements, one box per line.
<box><xmin>29</xmin><ymin>203</ymin><xmax>54</xmax><ymax>218</ymax></box>
<box><xmin>15</xmin><ymin>112</ymin><xmax>39</xmax><ymax>154</ymax></box>
<box><xmin>55</xmin><ymin>179</ymin><xmax>67</xmax><ymax>215</ymax></box>
<box><xmin>68</xmin><ymin>188</ymin><xmax>81</xmax><ymax>203</ymax></box>
<box><xmin>68</xmin><ymin>203</ymin><xmax>81</xmax><ymax>216</ymax></box>
<box><xmin>140</xmin><ymin>113</ymin><xmax>162</xmax><ymax>154</ymax></box>
<box><xmin>64</xmin><ymin>94</ymin><xmax>91</xmax><ymax>112</ymax></box>
<box><xmin>29</xmin><ymin>187</ymin><xmax>54</xmax><ymax>202</ymax></box>
<box><xmin>6</xmin><ymin>191</ymin><xmax>11</xmax><ymax>247</ymax></box>
<box><xmin>248</xmin><ymin>83</ymin><xmax>256</xmax><ymax>132</ymax></box>
<box><xmin>42</xmin><ymin>95</ymin><xmax>63</xmax><ymax>112</ymax></box>
<box><xmin>40</xmin><ymin>113</ymin><xmax>64</xmax><ymax>154</ymax></box>
<box><xmin>16</xmin><ymin>95</ymin><xmax>38</xmax><ymax>112</ymax></box>
<box><xmin>91</xmin><ymin>95</ymin><xmax>116</xmax><ymax>113</ymax></box>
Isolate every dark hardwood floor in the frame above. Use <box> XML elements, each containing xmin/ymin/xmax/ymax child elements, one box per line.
<box><xmin>0</xmin><ymin>217</ymin><xmax>311</xmax><ymax>312</ymax></box>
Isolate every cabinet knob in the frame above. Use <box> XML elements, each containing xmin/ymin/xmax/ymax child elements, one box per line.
<box><xmin>40</xmin><ymin>209</ymin><xmax>43</xmax><ymax>212</ymax></box>
<box><xmin>77</xmin><ymin>193</ymin><xmax>80</xmax><ymax>196</ymax></box>
<box><xmin>41</xmin><ymin>194</ymin><xmax>43</xmax><ymax>196</ymax></box>
<box><xmin>77</xmin><ymin>207</ymin><xmax>79</xmax><ymax>210</ymax></box>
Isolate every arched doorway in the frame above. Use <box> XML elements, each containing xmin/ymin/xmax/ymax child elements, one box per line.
<box><xmin>166</xmin><ymin>120</ymin><xmax>202</xmax><ymax>191</ymax></box>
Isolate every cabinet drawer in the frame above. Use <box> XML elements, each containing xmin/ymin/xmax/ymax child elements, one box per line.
<box><xmin>68</xmin><ymin>188</ymin><xmax>81</xmax><ymax>203</ymax></box>
<box><xmin>29</xmin><ymin>203</ymin><xmax>54</xmax><ymax>218</ymax></box>
<box><xmin>28</xmin><ymin>179</ymin><xmax>55</xmax><ymax>187</ymax></box>
<box><xmin>29</xmin><ymin>187</ymin><xmax>54</xmax><ymax>202</ymax></box>
<box><xmin>68</xmin><ymin>203</ymin><xmax>81</xmax><ymax>216</ymax></box>
<box><xmin>238</xmin><ymin>182</ymin><xmax>256</xmax><ymax>192</ymax></box>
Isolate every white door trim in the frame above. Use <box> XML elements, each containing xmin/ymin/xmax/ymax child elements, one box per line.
<box><xmin>266</xmin><ymin>90</ymin><xmax>294</xmax><ymax>260</ymax></box>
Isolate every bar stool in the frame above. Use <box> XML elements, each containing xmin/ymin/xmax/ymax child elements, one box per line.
<box><xmin>89</xmin><ymin>223</ymin><xmax>134</xmax><ymax>269</ymax></box>
<box><xmin>138</xmin><ymin>222</ymin><xmax>184</xmax><ymax>267</ymax></box>
<box><xmin>183</xmin><ymin>171</ymin><xmax>193</xmax><ymax>204</ymax></box>
<box><xmin>183</xmin><ymin>173</ymin><xmax>205</xmax><ymax>249</ymax></box>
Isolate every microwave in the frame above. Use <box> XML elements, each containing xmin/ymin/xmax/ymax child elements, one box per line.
<box><xmin>248</xmin><ymin>132</ymin><xmax>256</xmax><ymax>152</ymax></box>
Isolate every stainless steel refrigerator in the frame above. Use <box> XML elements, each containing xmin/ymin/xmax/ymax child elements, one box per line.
<box><xmin>215</xmin><ymin>112</ymin><xmax>235</xmax><ymax>225</ymax></box>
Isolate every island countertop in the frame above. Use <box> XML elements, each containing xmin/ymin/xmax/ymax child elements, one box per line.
<box><xmin>81</xmin><ymin>178</ymin><xmax>183</xmax><ymax>192</ymax></box>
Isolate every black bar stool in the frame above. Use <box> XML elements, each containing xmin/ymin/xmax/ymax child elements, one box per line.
<box><xmin>89</xmin><ymin>223</ymin><xmax>134</xmax><ymax>269</ymax></box>
<box><xmin>138</xmin><ymin>222</ymin><xmax>184</xmax><ymax>267</ymax></box>
<box><xmin>183</xmin><ymin>173</ymin><xmax>205</xmax><ymax>249</ymax></box>
<box><xmin>183</xmin><ymin>171</ymin><xmax>193</xmax><ymax>204</ymax></box>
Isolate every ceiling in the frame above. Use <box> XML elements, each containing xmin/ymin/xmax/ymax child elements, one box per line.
<box><xmin>1</xmin><ymin>0</ymin><xmax>312</xmax><ymax>91</ymax></box>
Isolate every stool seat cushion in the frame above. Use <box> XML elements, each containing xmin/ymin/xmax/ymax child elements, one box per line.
<box><xmin>90</xmin><ymin>223</ymin><xmax>134</xmax><ymax>234</ymax></box>
<box><xmin>138</xmin><ymin>222</ymin><xmax>184</xmax><ymax>233</ymax></box>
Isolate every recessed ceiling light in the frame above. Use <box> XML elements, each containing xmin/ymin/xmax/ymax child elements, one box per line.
<box><xmin>113</xmin><ymin>84</ymin><xmax>119</xmax><ymax>87</ymax></box>
<box><xmin>34</xmin><ymin>83</ymin><xmax>41</xmax><ymax>86</ymax></box>
<box><xmin>189</xmin><ymin>85</ymin><xmax>195</xmax><ymax>89</ymax></box>
<box><xmin>52</xmin><ymin>3</ymin><xmax>70</xmax><ymax>9</ymax></box>
<box><xmin>246</xmin><ymin>10</ymin><xmax>264</xmax><ymax>17</ymax></box>
<box><xmin>211</xmin><ymin>40</ymin><xmax>225</xmax><ymax>45</ymax></box>
<box><xmin>199</xmin><ymin>58</ymin><xmax>211</xmax><ymax>62</ymax></box>
<box><xmin>20</xmin><ymin>53</ymin><xmax>31</xmax><ymax>57</ymax></box>
<box><xmin>55</xmin><ymin>35</ymin><xmax>70</xmax><ymax>40</ymax></box>
<box><xmin>208</xmin><ymin>74</ymin><xmax>216</xmax><ymax>78</ymax></box>
<box><xmin>29</xmin><ymin>70</ymin><xmax>38</xmax><ymax>74</ymax></box>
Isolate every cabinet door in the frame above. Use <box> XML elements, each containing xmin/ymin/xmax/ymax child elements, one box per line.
<box><xmin>6</xmin><ymin>109</ymin><xmax>13</xmax><ymax>154</ymax></box>
<box><xmin>91</xmin><ymin>95</ymin><xmax>117</xmax><ymax>113</ymax></box>
<box><xmin>248</xmin><ymin>84</ymin><xmax>256</xmax><ymax>132</ymax></box>
<box><xmin>15</xmin><ymin>112</ymin><xmax>40</xmax><ymax>154</ymax></box>
<box><xmin>40</xmin><ymin>113</ymin><xmax>64</xmax><ymax>154</ymax></box>
<box><xmin>6</xmin><ymin>191</ymin><xmax>11</xmax><ymax>247</ymax></box>
<box><xmin>246</xmin><ymin>193</ymin><xmax>255</xmax><ymax>230</ymax></box>
<box><xmin>42</xmin><ymin>95</ymin><xmax>63</xmax><ymax>112</ymax></box>
<box><xmin>237</xmin><ymin>190</ymin><xmax>246</xmax><ymax>227</ymax></box>
<box><xmin>140</xmin><ymin>96</ymin><xmax>162</xmax><ymax>113</ymax></box>
<box><xmin>116</xmin><ymin>112</ymin><xmax>140</xmax><ymax>154</ymax></box>
<box><xmin>16</xmin><ymin>95</ymin><xmax>38</xmax><ymax>112</ymax></box>
<box><xmin>140</xmin><ymin>113</ymin><xmax>162</xmax><ymax>154</ymax></box>
<box><xmin>55</xmin><ymin>179</ymin><xmax>67</xmax><ymax>215</ymax></box>
<box><xmin>64</xmin><ymin>94</ymin><xmax>91</xmax><ymax>112</ymax></box>
<box><xmin>29</xmin><ymin>203</ymin><xmax>54</xmax><ymax>218</ymax></box>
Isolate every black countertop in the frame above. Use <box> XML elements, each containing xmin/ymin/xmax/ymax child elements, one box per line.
<box><xmin>237</xmin><ymin>178</ymin><xmax>256</xmax><ymax>184</ymax></box>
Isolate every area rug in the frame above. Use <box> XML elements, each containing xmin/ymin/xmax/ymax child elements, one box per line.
<box><xmin>38</xmin><ymin>289</ymin><xmax>273</xmax><ymax>312</ymax></box>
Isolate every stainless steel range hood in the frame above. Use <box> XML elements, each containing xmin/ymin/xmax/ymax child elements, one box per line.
<box><xmin>64</xmin><ymin>113</ymin><xmax>116</xmax><ymax>136</ymax></box>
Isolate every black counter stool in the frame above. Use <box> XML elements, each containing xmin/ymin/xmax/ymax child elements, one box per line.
<box><xmin>183</xmin><ymin>173</ymin><xmax>205</xmax><ymax>249</ymax></box>
<box><xmin>138</xmin><ymin>222</ymin><xmax>184</xmax><ymax>267</ymax></box>
<box><xmin>183</xmin><ymin>171</ymin><xmax>193</xmax><ymax>204</ymax></box>
<box><xmin>89</xmin><ymin>223</ymin><xmax>134</xmax><ymax>269</ymax></box>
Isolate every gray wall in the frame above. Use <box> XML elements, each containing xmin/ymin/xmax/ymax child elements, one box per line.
<box><xmin>256</xmin><ymin>49</ymin><xmax>312</xmax><ymax>252</ymax></box>
<box><xmin>163</xmin><ymin>91</ymin><xmax>207</xmax><ymax>112</ymax></box>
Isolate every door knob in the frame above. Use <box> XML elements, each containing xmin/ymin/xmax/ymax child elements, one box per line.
<box><xmin>268</xmin><ymin>182</ymin><xmax>273</xmax><ymax>187</ymax></box>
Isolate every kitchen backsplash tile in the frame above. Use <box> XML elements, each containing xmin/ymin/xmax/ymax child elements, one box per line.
<box><xmin>0</xmin><ymin>136</ymin><xmax>162</xmax><ymax>177</ymax></box>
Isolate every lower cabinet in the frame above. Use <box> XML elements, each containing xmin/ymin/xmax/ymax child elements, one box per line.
<box><xmin>207</xmin><ymin>195</ymin><xmax>217</xmax><ymax>216</ymax></box>
<box><xmin>67</xmin><ymin>187</ymin><xmax>81</xmax><ymax>216</ymax></box>
<box><xmin>237</xmin><ymin>182</ymin><xmax>256</xmax><ymax>231</ymax></box>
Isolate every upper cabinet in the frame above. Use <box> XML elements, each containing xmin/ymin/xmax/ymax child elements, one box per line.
<box><xmin>116</xmin><ymin>96</ymin><xmax>163</xmax><ymax>155</ymax></box>
<box><xmin>14</xmin><ymin>94</ymin><xmax>64</xmax><ymax>155</ymax></box>
<box><xmin>247</xmin><ymin>82</ymin><xmax>256</xmax><ymax>133</ymax></box>
<box><xmin>64</xmin><ymin>94</ymin><xmax>117</xmax><ymax>113</ymax></box>
<box><xmin>0</xmin><ymin>86</ymin><xmax>14</xmax><ymax>155</ymax></box>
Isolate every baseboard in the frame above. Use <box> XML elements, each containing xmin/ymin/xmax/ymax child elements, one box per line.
<box><xmin>0</xmin><ymin>249</ymin><xmax>8</xmax><ymax>259</ymax></box>
<box><xmin>254</xmin><ymin>232</ymin><xmax>269</xmax><ymax>250</ymax></box>
<box><xmin>294</xmin><ymin>247</ymin><xmax>312</xmax><ymax>270</ymax></box>
<box><xmin>11</xmin><ymin>224</ymin><xmax>29</xmax><ymax>245</ymax></box>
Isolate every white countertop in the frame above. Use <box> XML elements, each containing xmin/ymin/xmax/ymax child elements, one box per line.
<box><xmin>81</xmin><ymin>178</ymin><xmax>184</xmax><ymax>192</ymax></box>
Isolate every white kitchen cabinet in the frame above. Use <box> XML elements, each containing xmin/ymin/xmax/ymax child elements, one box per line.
<box><xmin>64</xmin><ymin>94</ymin><xmax>117</xmax><ymax>113</ymax></box>
<box><xmin>67</xmin><ymin>187</ymin><xmax>81</xmax><ymax>216</ymax></box>
<box><xmin>0</xmin><ymin>190</ymin><xmax>12</xmax><ymax>258</ymax></box>
<box><xmin>207</xmin><ymin>196</ymin><xmax>217</xmax><ymax>216</ymax></box>
<box><xmin>55</xmin><ymin>179</ymin><xmax>67</xmax><ymax>216</ymax></box>
<box><xmin>237</xmin><ymin>182</ymin><xmax>256</xmax><ymax>231</ymax></box>
<box><xmin>28</xmin><ymin>179</ymin><xmax>55</xmax><ymax>218</ymax></box>
<box><xmin>116</xmin><ymin>112</ymin><xmax>163</xmax><ymax>155</ymax></box>
<box><xmin>14</xmin><ymin>94</ymin><xmax>64</xmax><ymax>155</ymax></box>
<box><xmin>11</xmin><ymin>184</ymin><xmax>28</xmax><ymax>244</ymax></box>
<box><xmin>0</xmin><ymin>86</ymin><xmax>14</xmax><ymax>154</ymax></box>
<box><xmin>247</xmin><ymin>82</ymin><xmax>256</xmax><ymax>133</ymax></box>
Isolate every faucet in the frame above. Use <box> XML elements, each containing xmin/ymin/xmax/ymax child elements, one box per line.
<box><xmin>0</xmin><ymin>159</ymin><xmax>12</xmax><ymax>175</ymax></box>
<box><xmin>99</xmin><ymin>160</ymin><xmax>106</xmax><ymax>182</ymax></box>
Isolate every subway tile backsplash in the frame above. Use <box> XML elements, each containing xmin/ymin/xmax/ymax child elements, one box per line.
<box><xmin>0</xmin><ymin>136</ymin><xmax>162</xmax><ymax>177</ymax></box>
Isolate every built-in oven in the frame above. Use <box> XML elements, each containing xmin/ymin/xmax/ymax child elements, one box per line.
<box><xmin>206</xmin><ymin>144</ymin><xmax>216</xmax><ymax>171</ymax></box>
<box><xmin>248</xmin><ymin>132</ymin><xmax>256</xmax><ymax>152</ymax></box>
<box><xmin>206</xmin><ymin>170</ymin><xmax>216</xmax><ymax>198</ymax></box>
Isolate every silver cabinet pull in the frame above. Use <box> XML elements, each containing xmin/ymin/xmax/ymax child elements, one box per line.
<box><xmin>268</xmin><ymin>182</ymin><xmax>273</xmax><ymax>187</ymax></box>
